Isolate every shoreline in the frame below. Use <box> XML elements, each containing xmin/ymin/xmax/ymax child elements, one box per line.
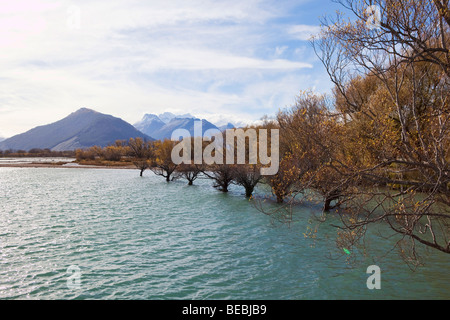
<box><xmin>0</xmin><ymin>163</ymin><xmax>136</xmax><ymax>169</ymax></box>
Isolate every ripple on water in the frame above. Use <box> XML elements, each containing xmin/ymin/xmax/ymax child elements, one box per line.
<box><xmin>0</xmin><ymin>168</ymin><xmax>449</xmax><ymax>299</ymax></box>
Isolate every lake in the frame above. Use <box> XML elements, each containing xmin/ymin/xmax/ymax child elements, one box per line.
<box><xmin>0</xmin><ymin>167</ymin><xmax>448</xmax><ymax>299</ymax></box>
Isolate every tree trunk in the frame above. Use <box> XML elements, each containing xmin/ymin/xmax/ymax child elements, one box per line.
<box><xmin>245</xmin><ymin>186</ymin><xmax>254</xmax><ymax>198</ymax></box>
<box><xmin>276</xmin><ymin>194</ymin><xmax>284</xmax><ymax>203</ymax></box>
<box><xmin>323</xmin><ymin>198</ymin><xmax>332</xmax><ymax>212</ymax></box>
<box><xmin>323</xmin><ymin>191</ymin><xmax>340</xmax><ymax>212</ymax></box>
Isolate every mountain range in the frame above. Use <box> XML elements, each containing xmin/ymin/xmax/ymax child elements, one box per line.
<box><xmin>0</xmin><ymin>108</ymin><xmax>152</xmax><ymax>151</ymax></box>
<box><xmin>134</xmin><ymin>113</ymin><xmax>231</xmax><ymax>140</ymax></box>
<box><xmin>0</xmin><ymin>109</ymin><xmax>236</xmax><ymax>151</ymax></box>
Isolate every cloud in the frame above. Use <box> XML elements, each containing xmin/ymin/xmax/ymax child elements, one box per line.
<box><xmin>274</xmin><ymin>46</ymin><xmax>289</xmax><ymax>57</ymax></box>
<box><xmin>288</xmin><ymin>24</ymin><xmax>322</xmax><ymax>41</ymax></box>
<box><xmin>0</xmin><ymin>0</ymin><xmax>332</xmax><ymax>137</ymax></box>
<box><xmin>139</xmin><ymin>47</ymin><xmax>312</xmax><ymax>71</ymax></box>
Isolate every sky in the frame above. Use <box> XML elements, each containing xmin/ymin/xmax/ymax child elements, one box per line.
<box><xmin>0</xmin><ymin>0</ymin><xmax>344</xmax><ymax>138</ymax></box>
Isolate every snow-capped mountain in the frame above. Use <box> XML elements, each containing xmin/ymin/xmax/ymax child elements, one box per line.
<box><xmin>134</xmin><ymin>113</ymin><xmax>235</xmax><ymax>140</ymax></box>
<box><xmin>158</xmin><ymin>112</ymin><xmax>195</xmax><ymax>124</ymax></box>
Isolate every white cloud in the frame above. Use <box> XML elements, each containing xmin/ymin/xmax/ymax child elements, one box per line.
<box><xmin>139</xmin><ymin>47</ymin><xmax>312</xmax><ymax>71</ymax></box>
<box><xmin>274</xmin><ymin>46</ymin><xmax>289</xmax><ymax>57</ymax></box>
<box><xmin>0</xmin><ymin>0</ymin><xmax>332</xmax><ymax>138</ymax></box>
<box><xmin>288</xmin><ymin>24</ymin><xmax>321</xmax><ymax>41</ymax></box>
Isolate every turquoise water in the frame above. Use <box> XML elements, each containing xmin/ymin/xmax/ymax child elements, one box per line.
<box><xmin>0</xmin><ymin>167</ymin><xmax>448</xmax><ymax>299</ymax></box>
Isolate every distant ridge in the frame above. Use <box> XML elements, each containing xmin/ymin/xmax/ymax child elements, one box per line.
<box><xmin>134</xmin><ymin>114</ymin><xmax>166</xmax><ymax>139</ymax></box>
<box><xmin>0</xmin><ymin>108</ymin><xmax>152</xmax><ymax>151</ymax></box>
<box><xmin>218</xmin><ymin>123</ymin><xmax>235</xmax><ymax>131</ymax></box>
<box><xmin>134</xmin><ymin>113</ymin><xmax>224</xmax><ymax>140</ymax></box>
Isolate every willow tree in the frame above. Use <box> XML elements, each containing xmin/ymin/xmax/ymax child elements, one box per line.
<box><xmin>312</xmin><ymin>0</ymin><xmax>450</xmax><ymax>263</ymax></box>
<box><xmin>233</xmin><ymin>164</ymin><xmax>263</xmax><ymax>198</ymax></box>
<box><xmin>178</xmin><ymin>164</ymin><xmax>203</xmax><ymax>185</ymax></box>
<box><xmin>151</xmin><ymin>139</ymin><xmax>179</xmax><ymax>182</ymax></box>
<box><xmin>276</xmin><ymin>91</ymin><xmax>350</xmax><ymax>211</ymax></box>
<box><xmin>128</xmin><ymin>138</ymin><xmax>154</xmax><ymax>177</ymax></box>
<box><xmin>203</xmin><ymin>164</ymin><xmax>235</xmax><ymax>193</ymax></box>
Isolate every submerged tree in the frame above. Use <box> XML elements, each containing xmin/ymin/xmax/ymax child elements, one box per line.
<box><xmin>178</xmin><ymin>163</ymin><xmax>203</xmax><ymax>185</ymax></box>
<box><xmin>309</xmin><ymin>0</ymin><xmax>450</xmax><ymax>263</ymax></box>
<box><xmin>276</xmin><ymin>91</ymin><xmax>350</xmax><ymax>210</ymax></box>
<box><xmin>151</xmin><ymin>139</ymin><xmax>179</xmax><ymax>182</ymax></box>
<box><xmin>233</xmin><ymin>164</ymin><xmax>263</xmax><ymax>198</ymax></box>
<box><xmin>128</xmin><ymin>138</ymin><xmax>154</xmax><ymax>177</ymax></box>
<box><xmin>203</xmin><ymin>164</ymin><xmax>235</xmax><ymax>192</ymax></box>
<box><xmin>264</xmin><ymin>153</ymin><xmax>298</xmax><ymax>204</ymax></box>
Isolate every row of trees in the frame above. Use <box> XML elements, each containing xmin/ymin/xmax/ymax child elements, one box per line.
<box><xmin>75</xmin><ymin>138</ymin><xmax>266</xmax><ymax>198</ymax></box>
<box><xmin>262</xmin><ymin>0</ymin><xmax>449</xmax><ymax>265</ymax></box>
<box><xmin>0</xmin><ymin>148</ymin><xmax>75</xmax><ymax>158</ymax></box>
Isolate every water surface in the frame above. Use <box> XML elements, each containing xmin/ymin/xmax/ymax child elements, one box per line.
<box><xmin>0</xmin><ymin>168</ymin><xmax>448</xmax><ymax>299</ymax></box>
